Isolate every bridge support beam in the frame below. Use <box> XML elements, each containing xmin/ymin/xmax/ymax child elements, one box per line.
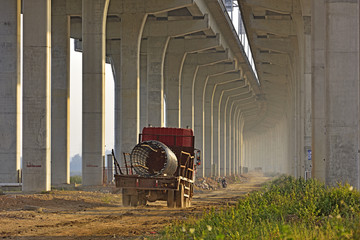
<box><xmin>312</xmin><ymin>0</ymin><xmax>359</xmax><ymax>187</ymax></box>
<box><xmin>204</xmin><ymin>71</ymin><xmax>242</xmax><ymax>176</ymax></box>
<box><xmin>51</xmin><ymin>0</ymin><xmax>70</xmax><ymax>185</ymax></box>
<box><xmin>82</xmin><ymin>0</ymin><xmax>109</xmax><ymax>186</ymax></box>
<box><xmin>0</xmin><ymin>0</ymin><xmax>21</xmax><ymax>183</ymax></box>
<box><xmin>22</xmin><ymin>0</ymin><xmax>52</xmax><ymax>192</ymax></box>
<box><xmin>194</xmin><ymin>62</ymin><xmax>236</xmax><ymax>176</ymax></box>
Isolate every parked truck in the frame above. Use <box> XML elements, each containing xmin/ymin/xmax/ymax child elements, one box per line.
<box><xmin>114</xmin><ymin>127</ymin><xmax>201</xmax><ymax>208</ymax></box>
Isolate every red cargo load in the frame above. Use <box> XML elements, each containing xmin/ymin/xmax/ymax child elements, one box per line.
<box><xmin>142</xmin><ymin>127</ymin><xmax>193</xmax><ymax>147</ymax></box>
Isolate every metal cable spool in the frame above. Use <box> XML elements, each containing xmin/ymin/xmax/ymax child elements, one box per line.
<box><xmin>130</xmin><ymin>140</ymin><xmax>178</xmax><ymax>177</ymax></box>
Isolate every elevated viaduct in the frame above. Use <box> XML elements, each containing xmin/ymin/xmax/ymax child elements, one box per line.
<box><xmin>0</xmin><ymin>0</ymin><xmax>358</xmax><ymax>191</ymax></box>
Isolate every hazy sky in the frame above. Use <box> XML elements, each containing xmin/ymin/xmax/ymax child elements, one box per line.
<box><xmin>69</xmin><ymin>39</ymin><xmax>114</xmax><ymax>157</ymax></box>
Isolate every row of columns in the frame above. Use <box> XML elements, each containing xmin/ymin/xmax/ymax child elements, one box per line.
<box><xmin>0</xmin><ymin>0</ymin><xmax>258</xmax><ymax>191</ymax></box>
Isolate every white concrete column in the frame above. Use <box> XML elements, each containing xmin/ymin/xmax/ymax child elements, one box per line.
<box><xmin>0</xmin><ymin>0</ymin><xmax>21</xmax><ymax>183</ymax></box>
<box><xmin>165</xmin><ymin>36</ymin><xmax>220</xmax><ymax>127</ymax></box>
<box><xmin>82</xmin><ymin>0</ymin><xmax>109</xmax><ymax>186</ymax></box>
<box><xmin>146</xmin><ymin>36</ymin><xmax>168</xmax><ymax>127</ymax></box>
<box><xmin>22</xmin><ymin>0</ymin><xmax>51</xmax><ymax>191</ymax></box>
<box><xmin>140</xmin><ymin>39</ymin><xmax>148</xmax><ymax>130</ymax></box>
<box><xmin>51</xmin><ymin>0</ymin><xmax>70</xmax><ymax>185</ymax></box>
<box><xmin>216</xmin><ymin>84</ymin><xmax>252</xmax><ymax>176</ymax></box>
<box><xmin>325</xmin><ymin>1</ymin><xmax>359</xmax><ymax>187</ymax></box>
<box><xmin>181</xmin><ymin>49</ymin><xmax>227</xmax><ymax>128</ymax></box>
<box><xmin>120</xmin><ymin>12</ymin><xmax>147</xmax><ymax>155</ymax></box>
<box><xmin>312</xmin><ymin>0</ymin><xmax>360</xmax><ymax>187</ymax></box>
<box><xmin>108</xmin><ymin>39</ymin><xmax>122</xmax><ymax>164</ymax></box>
<box><xmin>194</xmin><ymin>62</ymin><xmax>236</xmax><ymax>176</ymax></box>
<box><xmin>204</xmin><ymin>71</ymin><xmax>242</xmax><ymax>176</ymax></box>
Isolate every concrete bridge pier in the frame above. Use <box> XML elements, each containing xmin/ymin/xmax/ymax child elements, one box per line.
<box><xmin>312</xmin><ymin>0</ymin><xmax>360</xmax><ymax>187</ymax></box>
<box><xmin>22</xmin><ymin>0</ymin><xmax>51</xmax><ymax>192</ymax></box>
<box><xmin>203</xmin><ymin>71</ymin><xmax>243</xmax><ymax>176</ymax></box>
<box><xmin>0</xmin><ymin>0</ymin><xmax>21</xmax><ymax>183</ymax></box>
<box><xmin>193</xmin><ymin>62</ymin><xmax>236</xmax><ymax>176</ymax></box>
<box><xmin>51</xmin><ymin>0</ymin><xmax>70</xmax><ymax>185</ymax></box>
<box><xmin>81</xmin><ymin>0</ymin><xmax>109</xmax><ymax>186</ymax></box>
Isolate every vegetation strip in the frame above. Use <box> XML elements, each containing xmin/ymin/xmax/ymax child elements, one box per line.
<box><xmin>161</xmin><ymin>176</ymin><xmax>360</xmax><ymax>239</ymax></box>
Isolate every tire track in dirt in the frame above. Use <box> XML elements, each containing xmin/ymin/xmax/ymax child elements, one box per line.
<box><xmin>0</xmin><ymin>172</ymin><xmax>271</xmax><ymax>239</ymax></box>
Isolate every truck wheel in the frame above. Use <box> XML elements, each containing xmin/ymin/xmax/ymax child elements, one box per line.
<box><xmin>137</xmin><ymin>192</ymin><xmax>147</xmax><ymax>206</ymax></box>
<box><xmin>167</xmin><ymin>190</ymin><xmax>175</xmax><ymax>208</ymax></box>
<box><xmin>176</xmin><ymin>184</ymin><xmax>185</xmax><ymax>208</ymax></box>
<box><xmin>185</xmin><ymin>198</ymin><xmax>191</xmax><ymax>207</ymax></box>
<box><xmin>122</xmin><ymin>194</ymin><xmax>130</xmax><ymax>207</ymax></box>
<box><xmin>130</xmin><ymin>195</ymin><xmax>139</xmax><ymax>207</ymax></box>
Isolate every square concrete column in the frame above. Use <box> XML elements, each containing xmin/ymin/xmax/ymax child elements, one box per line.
<box><xmin>119</xmin><ymin>13</ymin><xmax>147</xmax><ymax>155</ymax></box>
<box><xmin>325</xmin><ymin>1</ymin><xmax>359</xmax><ymax>187</ymax></box>
<box><xmin>0</xmin><ymin>0</ymin><xmax>21</xmax><ymax>183</ymax></box>
<box><xmin>22</xmin><ymin>0</ymin><xmax>52</xmax><ymax>192</ymax></box>
<box><xmin>82</xmin><ymin>0</ymin><xmax>109</xmax><ymax>186</ymax></box>
<box><xmin>51</xmin><ymin>0</ymin><xmax>70</xmax><ymax>185</ymax></box>
<box><xmin>312</xmin><ymin>0</ymin><xmax>359</xmax><ymax>187</ymax></box>
<box><xmin>147</xmin><ymin>36</ymin><xmax>168</xmax><ymax>127</ymax></box>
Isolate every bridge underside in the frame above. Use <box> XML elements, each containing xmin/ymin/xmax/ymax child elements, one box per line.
<box><xmin>0</xmin><ymin>0</ymin><xmax>359</xmax><ymax>191</ymax></box>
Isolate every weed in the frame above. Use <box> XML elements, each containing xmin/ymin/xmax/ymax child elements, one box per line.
<box><xmin>161</xmin><ymin>176</ymin><xmax>360</xmax><ymax>239</ymax></box>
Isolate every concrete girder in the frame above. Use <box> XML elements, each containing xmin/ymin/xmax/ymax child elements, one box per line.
<box><xmin>257</xmin><ymin>64</ymin><xmax>289</xmax><ymax>76</ymax></box>
<box><xmin>255</xmin><ymin>52</ymin><xmax>290</xmax><ymax>66</ymax></box>
<box><xmin>143</xmin><ymin>15</ymin><xmax>209</xmax><ymax>37</ymax></box>
<box><xmin>70</xmin><ymin>16</ymin><xmax>121</xmax><ymax>40</ymax></box>
<box><xmin>0</xmin><ymin>0</ymin><xmax>21</xmax><ymax>183</ymax></box>
<box><xmin>107</xmin><ymin>0</ymin><xmax>195</xmax><ymax>15</ymax></box>
<box><xmin>254</xmin><ymin>38</ymin><xmax>294</xmax><ymax>54</ymax></box>
<box><xmin>165</xmin><ymin>35</ymin><xmax>224</xmax><ymax>128</ymax></box>
<box><xmin>252</xmin><ymin>19</ymin><xmax>296</xmax><ymax>36</ymax></box>
<box><xmin>243</xmin><ymin>0</ymin><xmax>294</xmax><ymax>14</ymax></box>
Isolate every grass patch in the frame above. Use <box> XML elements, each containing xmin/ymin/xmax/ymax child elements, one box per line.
<box><xmin>70</xmin><ymin>175</ymin><xmax>82</xmax><ymax>184</ymax></box>
<box><xmin>161</xmin><ymin>176</ymin><xmax>360</xmax><ymax>239</ymax></box>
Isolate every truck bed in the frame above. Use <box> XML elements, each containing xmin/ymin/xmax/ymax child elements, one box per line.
<box><xmin>114</xmin><ymin>174</ymin><xmax>193</xmax><ymax>191</ymax></box>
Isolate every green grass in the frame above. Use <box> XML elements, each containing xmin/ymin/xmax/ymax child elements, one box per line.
<box><xmin>70</xmin><ymin>175</ymin><xmax>82</xmax><ymax>184</ymax></box>
<box><xmin>161</xmin><ymin>176</ymin><xmax>360</xmax><ymax>239</ymax></box>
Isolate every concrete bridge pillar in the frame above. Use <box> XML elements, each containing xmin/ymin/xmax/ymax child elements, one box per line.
<box><xmin>215</xmin><ymin>82</ymin><xmax>252</xmax><ymax>176</ymax></box>
<box><xmin>181</xmin><ymin>49</ymin><xmax>227</xmax><ymax>128</ymax></box>
<box><xmin>82</xmin><ymin>0</ymin><xmax>109</xmax><ymax>186</ymax></box>
<box><xmin>164</xmin><ymin>36</ymin><xmax>219</xmax><ymax>128</ymax></box>
<box><xmin>143</xmin><ymin>16</ymin><xmax>210</xmax><ymax>127</ymax></box>
<box><xmin>22</xmin><ymin>0</ymin><xmax>52</xmax><ymax>191</ymax></box>
<box><xmin>312</xmin><ymin>0</ymin><xmax>359</xmax><ymax>187</ymax></box>
<box><xmin>204</xmin><ymin>71</ymin><xmax>242</xmax><ymax>176</ymax></box>
<box><xmin>107</xmin><ymin>39</ymin><xmax>122</xmax><ymax>164</ymax></box>
<box><xmin>0</xmin><ymin>0</ymin><xmax>21</xmax><ymax>183</ymax></box>
<box><xmin>194</xmin><ymin>62</ymin><xmax>236</xmax><ymax>176</ymax></box>
<box><xmin>146</xmin><ymin>36</ymin><xmax>167</xmax><ymax>127</ymax></box>
<box><xmin>51</xmin><ymin>0</ymin><xmax>70</xmax><ymax>185</ymax></box>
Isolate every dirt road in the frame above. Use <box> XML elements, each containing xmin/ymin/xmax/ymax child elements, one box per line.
<box><xmin>0</xmin><ymin>172</ymin><xmax>271</xmax><ymax>240</ymax></box>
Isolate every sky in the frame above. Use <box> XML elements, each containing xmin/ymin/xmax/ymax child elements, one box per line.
<box><xmin>69</xmin><ymin>39</ymin><xmax>114</xmax><ymax>157</ymax></box>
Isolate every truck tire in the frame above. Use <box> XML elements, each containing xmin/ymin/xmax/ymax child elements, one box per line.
<box><xmin>130</xmin><ymin>195</ymin><xmax>139</xmax><ymax>207</ymax></box>
<box><xmin>122</xmin><ymin>194</ymin><xmax>130</xmax><ymax>207</ymax></box>
<box><xmin>175</xmin><ymin>184</ymin><xmax>185</xmax><ymax>208</ymax></box>
<box><xmin>185</xmin><ymin>197</ymin><xmax>191</xmax><ymax>207</ymax></box>
<box><xmin>167</xmin><ymin>190</ymin><xmax>175</xmax><ymax>208</ymax></box>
